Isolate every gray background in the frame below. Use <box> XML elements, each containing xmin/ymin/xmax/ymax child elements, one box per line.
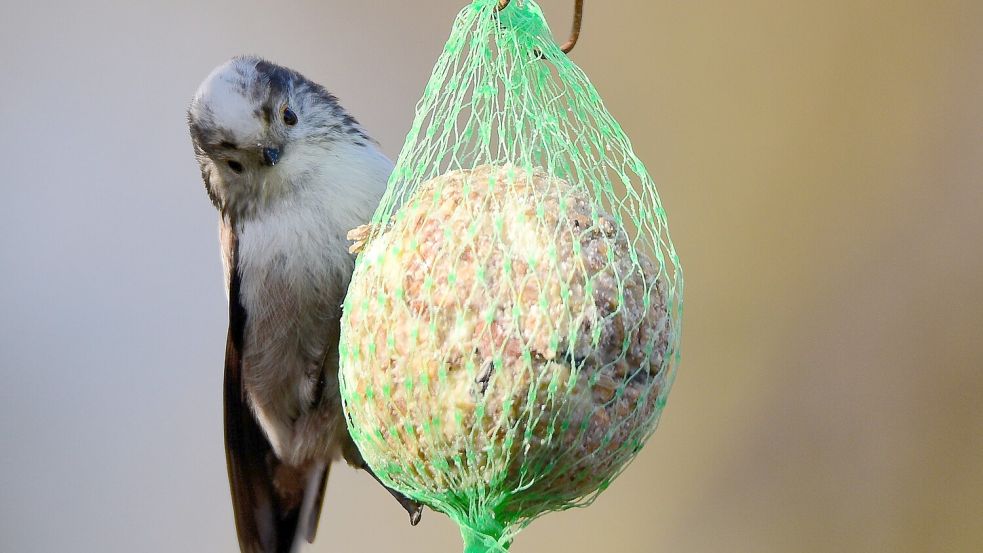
<box><xmin>1</xmin><ymin>1</ymin><xmax>981</xmax><ymax>552</ymax></box>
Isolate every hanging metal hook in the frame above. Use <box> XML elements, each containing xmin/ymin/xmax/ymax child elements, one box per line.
<box><xmin>497</xmin><ymin>0</ymin><xmax>585</xmax><ymax>54</ymax></box>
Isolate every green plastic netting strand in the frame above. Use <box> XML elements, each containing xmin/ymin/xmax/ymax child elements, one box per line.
<box><xmin>339</xmin><ymin>1</ymin><xmax>683</xmax><ymax>551</ymax></box>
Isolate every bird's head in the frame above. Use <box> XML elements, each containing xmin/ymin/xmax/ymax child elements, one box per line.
<box><xmin>188</xmin><ymin>56</ymin><xmax>371</xmax><ymax>218</ymax></box>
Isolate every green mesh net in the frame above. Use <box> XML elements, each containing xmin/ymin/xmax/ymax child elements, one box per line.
<box><xmin>338</xmin><ymin>1</ymin><xmax>683</xmax><ymax>551</ymax></box>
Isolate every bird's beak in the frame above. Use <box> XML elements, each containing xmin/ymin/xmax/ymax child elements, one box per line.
<box><xmin>261</xmin><ymin>146</ymin><xmax>281</xmax><ymax>166</ymax></box>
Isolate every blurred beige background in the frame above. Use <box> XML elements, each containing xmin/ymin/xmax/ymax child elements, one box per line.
<box><xmin>1</xmin><ymin>1</ymin><xmax>981</xmax><ymax>552</ymax></box>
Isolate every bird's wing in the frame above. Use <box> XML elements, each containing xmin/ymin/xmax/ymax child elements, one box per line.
<box><xmin>223</xmin><ymin>228</ymin><xmax>323</xmax><ymax>553</ymax></box>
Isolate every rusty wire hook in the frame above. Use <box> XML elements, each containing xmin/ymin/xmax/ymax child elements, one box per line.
<box><xmin>497</xmin><ymin>0</ymin><xmax>585</xmax><ymax>54</ymax></box>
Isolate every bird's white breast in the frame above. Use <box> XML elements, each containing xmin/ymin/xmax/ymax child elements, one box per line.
<box><xmin>233</xmin><ymin>142</ymin><xmax>391</xmax><ymax>462</ymax></box>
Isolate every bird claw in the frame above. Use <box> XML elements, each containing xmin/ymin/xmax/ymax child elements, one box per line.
<box><xmin>360</xmin><ymin>461</ymin><xmax>425</xmax><ymax>526</ymax></box>
<box><xmin>388</xmin><ymin>487</ymin><xmax>424</xmax><ymax>526</ymax></box>
<box><xmin>408</xmin><ymin>504</ymin><xmax>423</xmax><ymax>526</ymax></box>
<box><xmin>347</xmin><ymin>224</ymin><xmax>375</xmax><ymax>254</ymax></box>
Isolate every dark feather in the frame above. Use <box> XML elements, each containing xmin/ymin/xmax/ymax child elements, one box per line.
<box><xmin>224</xmin><ymin>229</ymin><xmax>314</xmax><ymax>553</ymax></box>
<box><xmin>303</xmin><ymin>466</ymin><xmax>330</xmax><ymax>543</ymax></box>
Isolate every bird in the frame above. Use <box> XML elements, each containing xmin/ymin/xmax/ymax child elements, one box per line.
<box><xmin>188</xmin><ymin>56</ymin><xmax>422</xmax><ymax>553</ymax></box>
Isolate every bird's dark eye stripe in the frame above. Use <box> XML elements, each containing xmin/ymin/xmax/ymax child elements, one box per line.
<box><xmin>227</xmin><ymin>160</ymin><xmax>244</xmax><ymax>173</ymax></box>
<box><xmin>220</xmin><ymin>141</ymin><xmax>237</xmax><ymax>149</ymax></box>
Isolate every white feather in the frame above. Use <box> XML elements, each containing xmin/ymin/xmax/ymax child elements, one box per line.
<box><xmin>192</xmin><ymin>60</ymin><xmax>263</xmax><ymax>145</ymax></box>
<box><xmin>237</xmin><ymin>141</ymin><xmax>391</xmax><ymax>462</ymax></box>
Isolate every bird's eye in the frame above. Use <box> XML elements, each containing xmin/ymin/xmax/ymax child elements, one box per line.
<box><xmin>227</xmin><ymin>160</ymin><xmax>244</xmax><ymax>173</ymax></box>
<box><xmin>282</xmin><ymin>107</ymin><xmax>298</xmax><ymax>126</ymax></box>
